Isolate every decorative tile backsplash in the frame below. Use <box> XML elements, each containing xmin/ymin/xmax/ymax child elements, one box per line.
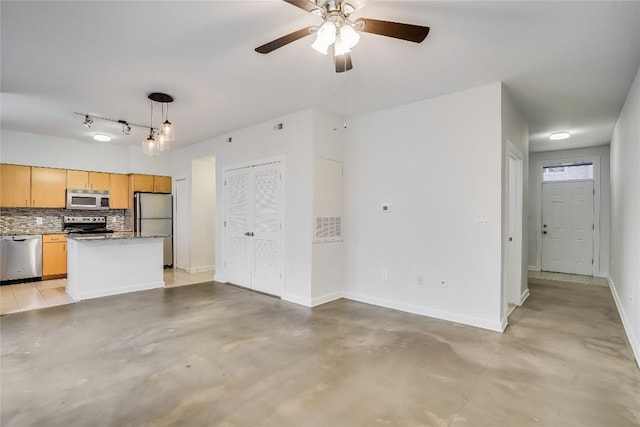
<box><xmin>0</xmin><ymin>208</ymin><xmax>132</xmax><ymax>235</ymax></box>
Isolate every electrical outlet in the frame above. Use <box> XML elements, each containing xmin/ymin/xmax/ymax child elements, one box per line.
<box><xmin>417</xmin><ymin>275</ymin><xmax>424</xmax><ymax>286</ymax></box>
<box><xmin>36</xmin><ymin>217</ymin><xmax>43</xmax><ymax>226</ymax></box>
<box><xmin>440</xmin><ymin>279</ymin><xmax>447</xmax><ymax>288</ymax></box>
<box><xmin>111</xmin><ymin>217</ymin><xmax>117</xmax><ymax>223</ymax></box>
<box><xmin>382</xmin><ymin>270</ymin><xmax>388</xmax><ymax>281</ymax></box>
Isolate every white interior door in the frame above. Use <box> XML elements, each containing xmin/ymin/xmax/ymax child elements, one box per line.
<box><xmin>251</xmin><ymin>163</ymin><xmax>283</xmax><ymax>295</ymax></box>
<box><xmin>223</xmin><ymin>161</ymin><xmax>283</xmax><ymax>295</ymax></box>
<box><xmin>541</xmin><ymin>181</ymin><xmax>594</xmax><ymax>275</ymax></box>
<box><xmin>224</xmin><ymin>168</ymin><xmax>252</xmax><ymax>287</ymax></box>
<box><xmin>507</xmin><ymin>152</ymin><xmax>523</xmax><ymax>305</ymax></box>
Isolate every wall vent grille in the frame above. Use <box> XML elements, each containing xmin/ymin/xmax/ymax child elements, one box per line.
<box><xmin>315</xmin><ymin>216</ymin><xmax>342</xmax><ymax>242</ymax></box>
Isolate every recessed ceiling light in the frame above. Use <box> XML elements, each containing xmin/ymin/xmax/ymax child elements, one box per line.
<box><xmin>550</xmin><ymin>131</ymin><xmax>570</xmax><ymax>140</ymax></box>
<box><xmin>93</xmin><ymin>134</ymin><xmax>111</xmax><ymax>142</ymax></box>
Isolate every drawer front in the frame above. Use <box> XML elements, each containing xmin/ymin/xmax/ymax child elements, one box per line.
<box><xmin>43</xmin><ymin>234</ymin><xmax>67</xmax><ymax>243</ymax></box>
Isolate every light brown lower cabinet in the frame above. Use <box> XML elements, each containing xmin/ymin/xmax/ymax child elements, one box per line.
<box><xmin>42</xmin><ymin>234</ymin><xmax>67</xmax><ymax>278</ymax></box>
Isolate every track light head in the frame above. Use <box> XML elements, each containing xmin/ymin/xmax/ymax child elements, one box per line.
<box><xmin>82</xmin><ymin>115</ymin><xmax>93</xmax><ymax>128</ymax></box>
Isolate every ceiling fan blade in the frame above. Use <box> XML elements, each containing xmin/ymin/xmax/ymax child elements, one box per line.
<box><xmin>335</xmin><ymin>53</ymin><xmax>353</xmax><ymax>73</ymax></box>
<box><xmin>282</xmin><ymin>0</ymin><xmax>322</xmax><ymax>15</ymax></box>
<box><xmin>255</xmin><ymin>26</ymin><xmax>315</xmax><ymax>54</ymax></box>
<box><xmin>358</xmin><ymin>18</ymin><xmax>430</xmax><ymax>43</ymax></box>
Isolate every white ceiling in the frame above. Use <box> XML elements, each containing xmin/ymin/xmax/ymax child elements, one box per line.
<box><xmin>2</xmin><ymin>1</ymin><xmax>639</xmax><ymax>153</ymax></box>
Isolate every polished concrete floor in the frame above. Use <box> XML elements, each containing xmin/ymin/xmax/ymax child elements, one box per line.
<box><xmin>1</xmin><ymin>277</ymin><xmax>639</xmax><ymax>426</ymax></box>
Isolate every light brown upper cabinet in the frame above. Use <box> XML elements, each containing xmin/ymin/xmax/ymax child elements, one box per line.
<box><xmin>89</xmin><ymin>172</ymin><xmax>110</xmax><ymax>191</ymax></box>
<box><xmin>153</xmin><ymin>175</ymin><xmax>172</xmax><ymax>194</ymax></box>
<box><xmin>0</xmin><ymin>164</ymin><xmax>31</xmax><ymax>207</ymax></box>
<box><xmin>67</xmin><ymin>170</ymin><xmax>88</xmax><ymax>189</ymax></box>
<box><xmin>109</xmin><ymin>173</ymin><xmax>129</xmax><ymax>209</ymax></box>
<box><xmin>130</xmin><ymin>174</ymin><xmax>154</xmax><ymax>192</ymax></box>
<box><xmin>67</xmin><ymin>170</ymin><xmax>110</xmax><ymax>191</ymax></box>
<box><xmin>31</xmin><ymin>167</ymin><xmax>66</xmax><ymax>208</ymax></box>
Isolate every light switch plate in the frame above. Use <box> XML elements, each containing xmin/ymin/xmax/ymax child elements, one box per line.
<box><xmin>474</xmin><ymin>211</ymin><xmax>488</xmax><ymax>223</ymax></box>
<box><xmin>36</xmin><ymin>217</ymin><xmax>43</xmax><ymax>226</ymax></box>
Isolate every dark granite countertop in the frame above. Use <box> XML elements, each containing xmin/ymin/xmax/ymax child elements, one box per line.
<box><xmin>66</xmin><ymin>232</ymin><xmax>168</xmax><ymax>241</ymax></box>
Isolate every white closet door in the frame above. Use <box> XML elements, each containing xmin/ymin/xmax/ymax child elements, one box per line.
<box><xmin>224</xmin><ymin>168</ymin><xmax>252</xmax><ymax>287</ymax></box>
<box><xmin>251</xmin><ymin>163</ymin><xmax>282</xmax><ymax>295</ymax></box>
<box><xmin>223</xmin><ymin>161</ymin><xmax>283</xmax><ymax>296</ymax></box>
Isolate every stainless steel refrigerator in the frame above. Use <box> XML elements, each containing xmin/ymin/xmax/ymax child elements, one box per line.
<box><xmin>134</xmin><ymin>192</ymin><xmax>173</xmax><ymax>267</ymax></box>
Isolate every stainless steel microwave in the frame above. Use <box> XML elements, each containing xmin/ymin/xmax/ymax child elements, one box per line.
<box><xmin>66</xmin><ymin>189</ymin><xmax>110</xmax><ymax>210</ymax></box>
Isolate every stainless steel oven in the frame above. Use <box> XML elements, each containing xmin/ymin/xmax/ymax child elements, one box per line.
<box><xmin>66</xmin><ymin>189</ymin><xmax>110</xmax><ymax>210</ymax></box>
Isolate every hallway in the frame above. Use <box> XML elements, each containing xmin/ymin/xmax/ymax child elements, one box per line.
<box><xmin>2</xmin><ymin>276</ymin><xmax>639</xmax><ymax>426</ymax></box>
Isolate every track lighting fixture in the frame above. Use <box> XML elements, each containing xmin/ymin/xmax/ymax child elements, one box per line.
<box><xmin>82</xmin><ymin>115</ymin><xmax>93</xmax><ymax>128</ymax></box>
<box><xmin>74</xmin><ymin>92</ymin><xmax>175</xmax><ymax>157</ymax></box>
<box><xmin>119</xmin><ymin>120</ymin><xmax>132</xmax><ymax>135</ymax></box>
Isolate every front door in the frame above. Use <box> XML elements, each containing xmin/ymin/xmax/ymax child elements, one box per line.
<box><xmin>541</xmin><ymin>181</ymin><xmax>594</xmax><ymax>275</ymax></box>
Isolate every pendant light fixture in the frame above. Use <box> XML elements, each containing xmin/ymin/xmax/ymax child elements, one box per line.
<box><xmin>142</xmin><ymin>99</ymin><xmax>159</xmax><ymax>157</ymax></box>
<box><xmin>150</xmin><ymin>92</ymin><xmax>175</xmax><ymax>152</ymax></box>
<box><xmin>74</xmin><ymin>91</ymin><xmax>175</xmax><ymax>158</ymax></box>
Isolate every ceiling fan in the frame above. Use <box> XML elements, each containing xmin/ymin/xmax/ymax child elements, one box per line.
<box><xmin>255</xmin><ymin>0</ymin><xmax>430</xmax><ymax>73</ymax></box>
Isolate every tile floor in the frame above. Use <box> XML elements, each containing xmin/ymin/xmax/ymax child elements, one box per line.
<box><xmin>0</xmin><ymin>269</ymin><xmax>214</xmax><ymax>316</ymax></box>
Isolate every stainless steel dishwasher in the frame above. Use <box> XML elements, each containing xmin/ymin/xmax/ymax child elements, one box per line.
<box><xmin>0</xmin><ymin>235</ymin><xmax>42</xmax><ymax>283</ymax></box>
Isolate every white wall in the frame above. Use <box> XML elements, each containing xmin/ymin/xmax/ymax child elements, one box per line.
<box><xmin>343</xmin><ymin>83</ymin><xmax>504</xmax><ymax>331</ymax></box>
<box><xmin>311</xmin><ymin>109</ymin><xmax>344</xmax><ymax>305</ymax></box>
<box><xmin>0</xmin><ymin>129</ymin><xmax>171</xmax><ymax>175</ymax></box>
<box><xmin>169</xmin><ymin>109</ymin><xmax>315</xmax><ymax>304</ymax></box>
<box><xmin>609</xmin><ymin>65</ymin><xmax>640</xmax><ymax>367</ymax></box>
<box><xmin>528</xmin><ymin>145</ymin><xmax>611</xmax><ymax>277</ymax></box>
<box><xmin>189</xmin><ymin>156</ymin><xmax>216</xmax><ymax>272</ymax></box>
<box><xmin>501</xmin><ymin>86</ymin><xmax>530</xmax><ymax>314</ymax></box>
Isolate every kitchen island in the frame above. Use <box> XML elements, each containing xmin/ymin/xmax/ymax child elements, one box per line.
<box><xmin>66</xmin><ymin>232</ymin><xmax>166</xmax><ymax>301</ymax></box>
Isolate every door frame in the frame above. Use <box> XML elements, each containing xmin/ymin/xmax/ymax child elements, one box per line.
<box><xmin>535</xmin><ymin>155</ymin><xmax>601</xmax><ymax>276</ymax></box>
<box><xmin>220</xmin><ymin>155</ymin><xmax>286</xmax><ymax>296</ymax></box>
<box><xmin>173</xmin><ymin>176</ymin><xmax>189</xmax><ymax>270</ymax></box>
<box><xmin>506</xmin><ymin>142</ymin><xmax>524</xmax><ymax>307</ymax></box>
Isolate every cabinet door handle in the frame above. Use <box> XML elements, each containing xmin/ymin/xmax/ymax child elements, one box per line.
<box><xmin>63</xmin><ymin>244</ymin><xmax>66</xmax><ymax>252</ymax></box>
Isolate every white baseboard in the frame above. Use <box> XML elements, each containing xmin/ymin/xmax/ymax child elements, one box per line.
<box><xmin>282</xmin><ymin>293</ymin><xmax>312</xmax><ymax>307</ymax></box>
<box><xmin>520</xmin><ymin>288</ymin><xmax>531</xmax><ymax>305</ymax></box>
<box><xmin>187</xmin><ymin>265</ymin><xmax>215</xmax><ymax>273</ymax></box>
<box><xmin>500</xmin><ymin>316</ymin><xmax>508</xmax><ymax>332</ymax></box>
<box><xmin>67</xmin><ymin>281</ymin><xmax>164</xmax><ymax>301</ymax></box>
<box><xmin>310</xmin><ymin>291</ymin><xmax>343</xmax><ymax>307</ymax></box>
<box><xmin>608</xmin><ymin>275</ymin><xmax>640</xmax><ymax>369</ymax></box>
<box><xmin>343</xmin><ymin>291</ymin><xmax>504</xmax><ymax>332</ymax></box>
<box><xmin>528</xmin><ymin>266</ymin><xmax>541</xmax><ymax>271</ymax></box>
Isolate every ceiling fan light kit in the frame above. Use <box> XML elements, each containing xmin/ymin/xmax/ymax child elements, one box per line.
<box><xmin>256</xmin><ymin>0</ymin><xmax>430</xmax><ymax>73</ymax></box>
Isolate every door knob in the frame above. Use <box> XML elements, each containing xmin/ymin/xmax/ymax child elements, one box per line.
<box><xmin>244</xmin><ymin>232</ymin><xmax>254</xmax><ymax>237</ymax></box>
